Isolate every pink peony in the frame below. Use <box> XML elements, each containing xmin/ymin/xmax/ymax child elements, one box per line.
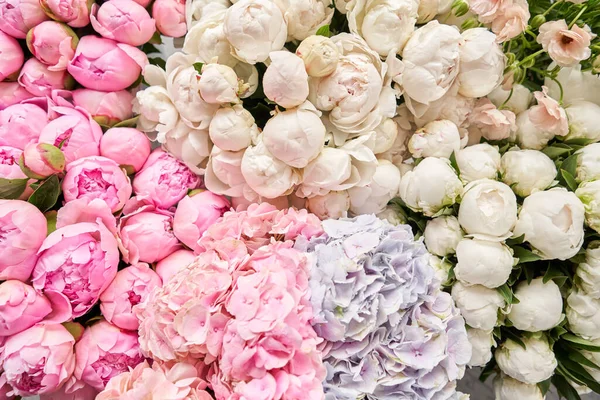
<box><xmin>0</xmin><ymin>200</ymin><xmax>47</xmax><ymax>281</ymax></box>
<box><xmin>100</xmin><ymin>127</ymin><xmax>151</xmax><ymax>173</ymax></box>
<box><xmin>155</xmin><ymin>249</ymin><xmax>196</xmax><ymax>284</ymax></box>
<box><xmin>39</xmin><ymin>0</ymin><xmax>90</xmax><ymax>27</ymax></box>
<box><xmin>0</xmin><ymin>146</ymin><xmax>27</xmax><ymax>180</ymax></box>
<box><xmin>0</xmin><ymin>280</ymin><xmax>52</xmax><ymax>336</ymax></box>
<box><xmin>0</xmin><ymin>103</ymin><xmax>48</xmax><ymax>149</ymax></box>
<box><xmin>18</xmin><ymin>58</ymin><xmax>72</xmax><ymax>96</ymax></box>
<box><xmin>27</xmin><ymin>21</ymin><xmax>78</xmax><ymax>71</ymax></box>
<box><xmin>0</xmin><ymin>323</ymin><xmax>75</xmax><ymax>396</ymax></box>
<box><xmin>62</xmin><ymin>156</ymin><xmax>133</xmax><ymax>213</ymax></box>
<box><xmin>90</xmin><ymin>0</ymin><xmax>156</xmax><ymax>46</ymax></box>
<box><xmin>529</xmin><ymin>86</ymin><xmax>569</xmax><ymax>136</ymax></box>
<box><xmin>538</xmin><ymin>20</ymin><xmax>595</xmax><ymax>67</ymax></box>
<box><xmin>152</xmin><ymin>0</ymin><xmax>186</xmax><ymax>38</ymax></box>
<box><xmin>0</xmin><ymin>82</ymin><xmax>35</xmax><ymax>110</ymax></box>
<box><xmin>72</xmin><ymin>89</ymin><xmax>135</xmax><ymax>127</ymax></box>
<box><xmin>100</xmin><ymin>263</ymin><xmax>162</xmax><ymax>331</ymax></box>
<box><xmin>0</xmin><ymin>30</ymin><xmax>24</xmax><ymax>80</ymax></box>
<box><xmin>56</xmin><ymin>197</ymin><xmax>118</xmax><ymax>234</ymax></box>
<box><xmin>32</xmin><ymin>221</ymin><xmax>120</xmax><ymax>318</ymax></box>
<box><xmin>38</xmin><ymin>106</ymin><xmax>103</xmax><ymax>164</ymax></box>
<box><xmin>21</xmin><ymin>142</ymin><xmax>66</xmax><ymax>179</ymax></box>
<box><xmin>39</xmin><ymin>378</ymin><xmax>98</xmax><ymax>400</ymax></box>
<box><xmin>0</xmin><ymin>0</ymin><xmax>48</xmax><ymax>38</ymax></box>
<box><xmin>173</xmin><ymin>191</ymin><xmax>231</xmax><ymax>253</ymax></box>
<box><xmin>133</xmin><ymin>148</ymin><xmax>201</xmax><ymax>209</ymax></box>
<box><xmin>74</xmin><ymin>320</ymin><xmax>145</xmax><ymax>391</ymax></box>
<box><xmin>468</xmin><ymin>98</ymin><xmax>517</xmax><ymax>140</ymax></box>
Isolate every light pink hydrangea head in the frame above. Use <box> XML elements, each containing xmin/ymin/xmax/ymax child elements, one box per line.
<box><xmin>90</xmin><ymin>0</ymin><xmax>156</xmax><ymax>46</ymax></box>
<box><xmin>32</xmin><ymin>221</ymin><xmax>120</xmax><ymax>318</ymax></box>
<box><xmin>18</xmin><ymin>58</ymin><xmax>73</xmax><ymax>96</ymax></box>
<box><xmin>72</xmin><ymin>89</ymin><xmax>134</xmax><ymax>127</ymax></box>
<box><xmin>0</xmin><ymin>103</ymin><xmax>48</xmax><ymax>149</ymax></box>
<box><xmin>0</xmin><ymin>82</ymin><xmax>35</xmax><ymax>110</ymax></box>
<box><xmin>62</xmin><ymin>156</ymin><xmax>133</xmax><ymax>213</ymax></box>
<box><xmin>133</xmin><ymin>148</ymin><xmax>201</xmax><ymax>209</ymax></box>
<box><xmin>26</xmin><ymin>21</ymin><xmax>78</xmax><ymax>71</ymax></box>
<box><xmin>152</xmin><ymin>0</ymin><xmax>186</xmax><ymax>38</ymax></box>
<box><xmin>100</xmin><ymin>263</ymin><xmax>162</xmax><ymax>331</ymax></box>
<box><xmin>173</xmin><ymin>191</ymin><xmax>230</xmax><ymax>253</ymax></box>
<box><xmin>0</xmin><ymin>0</ymin><xmax>48</xmax><ymax>38</ymax></box>
<box><xmin>100</xmin><ymin>127</ymin><xmax>151</xmax><ymax>173</ymax></box>
<box><xmin>155</xmin><ymin>249</ymin><xmax>196</xmax><ymax>284</ymax></box>
<box><xmin>38</xmin><ymin>106</ymin><xmax>103</xmax><ymax>164</ymax></box>
<box><xmin>0</xmin><ymin>323</ymin><xmax>75</xmax><ymax>396</ymax></box>
<box><xmin>40</xmin><ymin>0</ymin><xmax>90</xmax><ymax>27</ymax></box>
<box><xmin>0</xmin><ymin>280</ymin><xmax>52</xmax><ymax>336</ymax></box>
<box><xmin>0</xmin><ymin>200</ymin><xmax>47</xmax><ymax>281</ymax></box>
<box><xmin>0</xmin><ymin>146</ymin><xmax>27</xmax><ymax>180</ymax></box>
<box><xmin>0</xmin><ymin>30</ymin><xmax>24</xmax><ymax>80</ymax></box>
<box><xmin>74</xmin><ymin>320</ymin><xmax>145</xmax><ymax>391</ymax></box>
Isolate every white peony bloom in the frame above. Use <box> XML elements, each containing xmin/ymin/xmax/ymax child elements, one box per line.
<box><xmin>455</xmin><ymin>143</ymin><xmax>501</xmax><ymax>183</ymax></box>
<box><xmin>377</xmin><ymin>117</ymin><xmax>411</xmax><ymax>167</ymax></box>
<box><xmin>400</xmin><ymin>21</ymin><xmax>462</xmax><ymax>107</ymax></box>
<box><xmin>564</xmin><ymin>101</ymin><xmax>600</xmax><ymax>142</ymax></box>
<box><xmin>455</xmin><ymin>238</ymin><xmax>514</xmax><ymax>288</ymax></box>
<box><xmin>458</xmin><ymin>179</ymin><xmax>517</xmax><ymax>240</ymax></box>
<box><xmin>576</xmin><ymin>180</ymin><xmax>600</xmax><ymax>233</ymax></box>
<box><xmin>273</xmin><ymin>0</ymin><xmax>334</xmax><ymax>41</ymax></box>
<box><xmin>508</xmin><ymin>278</ymin><xmax>564</xmax><ymax>332</ymax></box>
<box><xmin>576</xmin><ymin>241</ymin><xmax>600</xmax><ymax>298</ymax></box>
<box><xmin>487</xmin><ymin>84</ymin><xmax>533</xmax><ymax>115</ymax></box>
<box><xmin>418</xmin><ymin>0</ymin><xmax>453</xmax><ymax>23</ymax></box>
<box><xmin>429</xmin><ymin>255</ymin><xmax>453</xmax><ymax>286</ymax></box>
<box><xmin>241</xmin><ymin>138</ymin><xmax>301</xmax><ymax>198</ymax></box>
<box><xmin>223</xmin><ymin>0</ymin><xmax>287</xmax><ymax>64</ymax></box>
<box><xmin>183</xmin><ymin>11</ymin><xmax>239</xmax><ymax>67</ymax></box>
<box><xmin>567</xmin><ymin>289</ymin><xmax>600</xmax><ymax>340</ymax></box>
<box><xmin>545</xmin><ymin>64</ymin><xmax>600</xmax><ymax>107</ymax></box>
<box><xmin>306</xmin><ymin>190</ymin><xmax>350</xmax><ymax>219</ymax></box>
<box><xmin>208</xmin><ymin>105</ymin><xmax>259</xmax><ymax>151</ymax></box>
<box><xmin>408</xmin><ymin>120</ymin><xmax>461</xmax><ymax>159</ymax></box>
<box><xmin>495</xmin><ymin>334</ymin><xmax>558</xmax><ymax>385</ymax></box>
<box><xmin>376</xmin><ymin>205</ymin><xmax>406</xmax><ymax>226</ymax></box>
<box><xmin>186</xmin><ymin>0</ymin><xmax>230</xmax><ymax>29</ymax></box>
<box><xmin>263</xmin><ymin>51</ymin><xmax>309</xmax><ymax>108</ymax></box>
<box><xmin>198</xmin><ymin>63</ymin><xmax>240</xmax><ymax>104</ymax></box>
<box><xmin>514</xmin><ymin>188</ymin><xmax>585</xmax><ymax>260</ymax></box>
<box><xmin>347</xmin><ymin>0</ymin><xmax>419</xmax><ymax>56</ymax></box>
<box><xmin>399</xmin><ymin>157</ymin><xmax>463</xmax><ymax>217</ymax></box>
<box><xmin>133</xmin><ymin>85</ymin><xmax>179</xmax><ymax>138</ymax></box>
<box><xmin>576</xmin><ymin>143</ymin><xmax>600</xmax><ymax>183</ymax></box>
<box><xmin>424</xmin><ymin>215</ymin><xmax>463</xmax><ymax>257</ymax></box>
<box><xmin>296</xmin><ymin>35</ymin><xmax>340</xmax><ymax>77</ymax></box>
<box><xmin>262</xmin><ymin>101</ymin><xmax>326</xmax><ymax>168</ymax></box>
<box><xmin>494</xmin><ymin>374</ymin><xmax>545</xmax><ymax>400</ymax></box>
<box><xmin>457</xmin><ymin>28</ymin><xmax>505</xmax><ymax>98</ymax></box>
<box><xmin>500</xmin><ymin>149</ymin><xmax>557</xmax><ymax>197</ymax></box>
<box><xmin>451</xmin><ymin>281</ymin><xmax>504</xmax><ymax>331</ymax></box>
<box><xmin>514</xmin><ymin>109</ymin><xmax>556</xmax><ymax>150</ymax></box>
<box><xmin>347</xmin><ymin>159</ymin><xmax>401</xmax><ymax>214</ymax></box>
<box><xmin>205</xmin><ymin>146</ymin><xmax>246</xmax><ymax>197</ymax></box>
<box><xmin>162</xmin><ymin>127</ymin><xmax>213</xmax><ymax>174</ymax></box>
<box><xmin>467</xmin><ymin>328</ymin><xmax>494</xmax><ymax>367</ymax></box>
<box><xmin>371</xmin><ymin>118</ymin><xmax>398</xmax><ymax>154</ymax></box>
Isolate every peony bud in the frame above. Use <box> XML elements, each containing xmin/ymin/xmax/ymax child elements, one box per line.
<box><xmin>209</xmin><ymin>105</ymin><xmax>259</xmax><ymax>152</ymax></box>
<box><xmin>263</xmin><ymin>51</ymin><xmax>309</xmax><ymax>108</ymax></box>
<box><xmin>0</xmin><ymin>280</ymin><xmax>52</xmax><ymax>336</ymax></box>
<box><xmin>72</xmin><ymin>89</ymin><xmax>134</xmax><ymax>127</ymax></box>
<box><xmin>567</xmin><ymin>289</ymin><xmax>600</xmax><ymax>340</ymax></box>
<box><xmin>296</xmin><ymin>35</ymin><xmax>339</xmax><ymax>77</ymax></box>
<box><xmin>20</xmin><ymin>143</ymin><xmax>65</xmax><ymax>179</ymax></box>
<box><xmin>0</xmin><ymin>0</ymin><xmax>48</xmax><ymax>38</ymax></box>
<box><xmin>467</xmin><ymin>328</ymin><xmax>494</xmax><ymax>367</ymax></box>
<box><xmin>496</xmin><ymin>334</ymin><xmax>557</xmax><ymax>384</ymax></box>
<box><xmin>576</xmin><ymin>143</ymin><xmax>600</xmax><ymax>183</ymax></box>
<box><xmin>576</xmin><ymin>180</ymin><xmax>600</xmax><ymax>234</ymax></box>
<box><xmin>152</xmin><ymin>0</ymin><xmax>186</xmax><ymax>37</ymax></box>
<box><xmin>428</xmin><ymin>255</ymin><xmax>453</xmax><ymax>285</ymax></box>
<box><xmin>451</xmin><ymin>281</ymin><xmax>504</xmax><ymax>331</ymax></box>
<box><xmin>508</xmin><ymin>278</ymin><xmax>563</xmax><ymax>332</ymax></box>
<box><xmin>487</xmin><ymin>84</ymin><xmax>532</xmax><ymax>115</ymax></box>
<box><xmin>40</xmin><ymin>0</ymin><xmax>91</xmax><ymax>27</ymax></box>
<box><xmin>575</xmin><ymin>241</ymin><xmax>600</xmax><ymax>298</ymax></box>
<box><xmin>0</xmin><ymin>82</ymin><xmax>35</xmax><ymax>110</ymax></box>
<box><xmin>0</xmin><ymin>31</ymin><xmax>24</xmax><ymax>80</ymax></box>
<box><xmin>455</xmin><ymin>238</ymin><xmax>514</xmax><ymax>288</ymax></box>
<box><xmin>26</xmin><ymin>21</ymin><xmax>78</xmax><ymax>71</ymax></box>
<box><xmin>565</xmin><ymin>101</ymin><xmax>600</xmax><ymax>142</ymax></box>
<box><xmin>100</xmin><ymin>127</ymin><xmax>151</xmax><ymax>173</ymax></box>
<box><xmin>18</xmin><ymin>58</ymin><xmax>73</xmax><ymax>96</ymax></box>
<box><xmin>408</xmin><ymin>119</ymin><xmax>461</xmax><ymax>159</ymax></box>
<box><xmin>198</xmin><ymin>63</ymin><xmax>240</xmax><ymax>104</ymax></box>
<box><xmin>155</xmin><ymin>249</ymin><xmax>195</xmax><ymax>284</ymax></box>
<box><xmin>494</xmin><ymin>374</ymin><xmax>545</xmax><ymax>400</ymax></box>
<box><xmin>530</xmin><ymin>14</ymin><xmax>546</xmax><ymax>29</ymax></box>
<box><xmin>500</xmin><ymin>149</ymin><xmax>557</xmax><ymax>197</ymax></box>
<box><xmin>423</xmin><ymin>215</ymin><xmax>463</xmax><ymax>257</ymax></box>
<box><xmin>90</xmin><ymin>0</ymin><xmax>156</xmax><ymax>46</ymax></box>
<box><xmin>455</xmin><ymin>143</ymin><xmax>501</xmax><ymax>183</ymax></box>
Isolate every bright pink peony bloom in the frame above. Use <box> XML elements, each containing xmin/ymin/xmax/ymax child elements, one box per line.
<box><xmin>0</xmin><ymin>0</ymin><xmax>48</xmax><ymax>38</ymax></box>
<box><xmin>0</xmin><ymin>31</ymin><xmax>24</xmax><ymax>80</ymax></box>
<box><xmin>0</xmin><ymin>103</ymin><xmax>48</xmax><ymax>149</ymax></box>
<box><xmin>0</xmin><ymin>280</ymin><xmax>52</xmax><ymax>336</ymax></box>
<box><xmin>67</xmin><ymin>36</ymin><xmax>148</xmax><ymax>92</ymax></box>
<box><xmin>152</xmin><ymin>0</ymin><xmax>185</xmax><ymax>38</ymax></box>
<box><xmin>133</xmin><ymin>148</ymin><xmax>201</xmax><ymax>209</ymax></box>
<box><xmin>117</xmin><ymin>202</ymin><xmax>181</xmax><ymax>264</ymax></box>
<box><xmin>90</xmin><ymin>0</ymin><xmax>156</xmax><ymax>46</ymax></box>
<box><xmin>26</xmin><ymin>21</ymin><xmax>78</xmax><ymax>71</ymax></box>
<box><xmin>173</xmin><ymin>191</ymin><xmax>230</xmax><ymax>253</ymax></box>
<box><xmin>62</xmin><ymin>156</ymin><xmax>132</xmax><ymax>213</ymax></box>
<box><xmin>32</xmin><ymin>221</ymin><xmax>120</xmax><ymax>318</ymax></box>
<box><xmin>100</xmin><ymin>127</ymin><xmax>151</xmax><ymax>173</ymax></box>
<box><xmin>38</xmin><ymin>106</ymin><xmax>102</xmax><ymax>164</ymax></box>
<box><xmin>56</xmin><ymin>197</ymin><xmax>118</xmax><ymax>234</ymax></box>
<box><xmin>0</xmin><ymin>146</ymin><xmax>27</xmax><ymax>180</ymax></box>
<box><xmin>21</xmin><ymin>142</ymin><xmax>66</xmax><ymax>179</ymax></box>
<box><xmin>155</xmin><ymin>249</ymin><xmax>196</xmax><ymax>284</ymax></box>
<box><xmin>18</xmin><ymin>58</ymin><xmax>72</xmax><ymax>96</ymax></box>
<box><xmin>0</xmin><ymin>200</ymin><xmax>47</xmax><ymax>281</ymax></box>
<box><xmin>72</xmin><ymin>89</ymin><xmax>134</xmax><ymax>127</ymax></box>
<box><xmin>99</xmin><ymin>263</ymin><xmax>162</xmax><ymax>331</ymax></box>
<box><xmin>0</xmin><ymin>323</ymin><xmax>75</xmax><ymax>396</ymax></box>
<box><xmin>39</xmin><ymin>0</ymin><xmax>90</xmax><ymax>27</ymax></box>
<box><xmin>0</xmin><ymin>82</ymin><xmax>35</xmax><ymax>110</ymax></box>
<box><xmin>74</xmin><ymin>320</ymin><xmax>145</xmax><ymax>390</ymax></box>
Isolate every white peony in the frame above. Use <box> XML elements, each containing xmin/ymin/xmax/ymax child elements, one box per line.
<box><xmin>223</xmin><ymin>0</ymin><xmax>287</xmax><ymax>64</ymax></box>
<box><xmin>545</xmin><ymin>64</ymin><xmax>600</xmax><ymax>107</ymax></box>
<box><xmin>467</xmin><ymin>328</ymin><xmax>494</xmax><ymax>367</ymax></box>
<box><xmin>205</xmin><ymin>146</ymin><xmax>246</xmax><ymax>197</ymax></box>
<box><xmin>567</xmin><ymin>289</ymin><xmax>600</xmax><ymax>340</ymax></box>
<box><xmin>183</xmin><ymin>11</ymin><xmax>239</xmax><ymax>67</ymax></box>
<box><xmin>376</xmin><ymin>205</ymin><xmax>406</xmax><ymax>226</ymax></box>
<box><xmin>458</xmin><ymin>179</ymin><xmax>517</xmax><ymax>240</ymax></box>
<box><xmin>508</xmin><ymin>278</ymin><xmax>564</xmax><ymax>332</ymax></box>
<box><xmin>198</xmin><ymin>63</ymin><xmax>240</xmax><ymax>104</ymax></box>
<box><xmin>371</xmin><ymin>118</ymin><xmax>398</xmax><ymax>154</ymax></box>
<box><xmin>495</xmin><ymin>334</ymin><xmax>558</xmax><ymax>385</ymax></box>
<box><xmin>408</xmin><ymin>119</ymin><xmax>461</xmax><ymax>159</ymax></box>
<box><xmin>162</xmin><ymin>128</ymin><xmax>213</xmax><ymax>174</ymax></box>
<box><xmin>262</xmin><ymin>101</ymin><xmax>325</xmax><ymax>168</ymax></box>
<box><xmin>514</xmin><ymin>109</ymin><xmax>556</xmax><ymax>150</ymax></box>
<box><xmin>208</xmin><ymin>105</ymin><xmax>259</xmax><ymax>151</ymax></box>
<box><xmin>564</xmin><ymin>101</ymin><xmax>600</xmax><ymax>142</ymax></box>
<box><xmin>133</xmin><ymin>85</ymin><xmax>179</xmax><ymax>139</ymax></box>
<box><xmin>500</xmin><ymin>149</ymin><xmax>557</xmax><ymax>197</ymax></box>
<box><xmin>514</xmin><ymin>188</ymin><xmax>585</xmax><ymax>260</ymax></box>
<box><xmin>423</xmin><ymin>215</ymin><xmax>463</xmax><ymax>257</ymax></box>
<box><xmin>296</xmin><ymin>35</ymin><xmax>340</xmax><ymax>77</ymax></box>
<box><xmin>487</xmin><ymin>84</ymin><xmax>533</xmax><ymax>115</ymax></box>
<box><xmin>494</xmin><ymin>374</ymin><xmax>545</xmax><ymax>400</ymax></box>
<box><xmin>576</xmin><ymin>241</ymin><xmax>600</xmax><ymax>298</ymax></box>
<box><xmin>576</xmin><ymin>180</ymin><xmax>600</xmax><ymax>234</ymax></box>
<box><xmin>377</xmin><ymin>117</ymin><xmax>411</xmax><ymax>167</ymax></box>
<box><xmin>455</xmin><ymin>143</ymin><xmax>501</xmax><ymax>183</ymax></box>
<box><xmin>263</xmin><ymin>51</ymin><xmax>309</xmax><ymax>108</ymax></box>
<box><xmin>576</xmin><ymin>143</ymin><xmax>600</xmax><ymax>183</ymax></box>
<box><xmin>186</xmin><ymin>0</ymin><xmax>230</xmax><ymax>28</ymax></box>
<box><xmin>399</xmin><ymin>157</ymin><xmax>463</xmax><ymax>217</ymax></box>
<box><xmin>306</xmin><ymin>190</ymin><xmax>350</xmax><ymax>219</ymax></box>
<box><xmin>417</xmin><ymin>0</ymin><xmax>453</xmax><ymax>23</ymax></box>
<box><xmin>347</xmin><ymin>0</ymin><xmax>419</xmax><ymax>56</ymax></box>
<box><xmin>347</xmin><ymin>159</ymin><xmax>401</xmax><ymax>214</ymax></box>
<box><xmin>454</xmin><ymin>238</ymin><xmax>514</xmax><ymax>288</ymax></box>
<box><xmin>451</xmin><ymin>281</ymin><xmax>505</xmax><ymax>331</ymax></box>
<box><xmin>457</xmin><ymin>28</ymin><xmax>505</xmax><ymax>98</ymax></box>
<box><xmin>273</xmin><ymin>0</ymin><xmax>334</xmax><ymax>41</ymax></box>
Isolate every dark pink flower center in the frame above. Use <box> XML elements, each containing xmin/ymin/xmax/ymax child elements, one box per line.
<box><xmin>13</xmin><ymin>365</ymin><xmax>44</xmax><ymax>393</ymax></box>
<box><xmin>127</xmin><ymin>290</ymin><xmax>142</xmax><ymax>306</ymax></box>
<box><xmin>91</xmin><ymin>352</ymin><xmax>145</xmax><ymax>386</ymax></box>
<box><xmin>0</xmin><ymin>149</ymin><xmax>18</xmax><ymax>165</ymax></box>
<box><xmin>54</xmin><ymin>128</ymin><xmax>73</xmax><ymax>148</ymax></box>
<box><xmin>76</xmin><ymin>169</ymin><xmax>111</xmax><ymax>195</ymax></box>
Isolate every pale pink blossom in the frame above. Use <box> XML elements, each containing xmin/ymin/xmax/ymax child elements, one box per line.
<box><xmin>471</xmin><ymin>0</ymin><xmax>529</xmax><ymax>42</ymax></box>
<box><xmin>0</xmin><ymin>82</ymin><xmax>34</xmax><ymax>110</ymax></box>
<box><xmin>529</xmin><ymin>86</ymin><xmax>569</xmax><ymax>136</ymax></box>
<box><xmin>0</xmin><ymin>31</ymin><xmax>23</xmax><ymax>80</ymax></box>
<box><xmin>0</xmin><ymin>103</ymin><xmax>47</xmax><ymax>149</ymax></box>
<box><xmin>469</xmin><ymin>98</ymin><xmax>516</xmax><ymax>140</ymax></box>
<box><xmin>0</xmin><ymin>280</ymin><xmax>52</xmax><ymax>336</ymax></box>
<box><xmin>155</xmin><ymin>249</ymin><xmax>195</xmax><ymax>284</ymax></box>
<box><xmin>72</xmin><ymin>89</ymin><xmax>135</xmax><ymax>127</ymax></box>
<box><xmin>0</xmin><ymin>0</ymin><xmax>48</xmax><ymax>38</ymax></box>
<box><xmin>0</xmin><ymin>146</ymin><xmax>27</xmax><ymax>180</ymax></box>
<box><xmin>537</xmin><ymin>20</ymin><xmax>595</xmax><ymax>67</ymax></box>
<box><xmin>18</xmin><ymin>58</ymin><xmax>72</xmax><ymax>96</ymax></box>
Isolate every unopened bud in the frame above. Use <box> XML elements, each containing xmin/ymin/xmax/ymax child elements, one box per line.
<box><xmin>19</xmin><ymin>143</ymin><xmax>65</xmax><ymax>180</ymax></box>
<box><xmin>452</xmin><ymin>0</ymin><xmax>470</xmax><ymax>17</ymax></box>
<box><xmin>530</xmin><ymin>15</ymin><xmax>546</xmax><ymax>29</ymax></box>
<box><xmin>593</xmin><ymin>55</ymin><xmax>600</xmax><ymax>74</ymax></box>
<box><xmin>461</xmin><ymin>18</ymin><xmax>480</xmax><ymax>30</ymax></box>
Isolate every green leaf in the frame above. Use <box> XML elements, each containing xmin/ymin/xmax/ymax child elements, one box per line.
<box><xmin>553</xmin><ymin>374</ymin><xmax>582</xmax><ymax>400</ymax></box>
<box><xmin>558</xmin><ymin>358</ymin><xmax>600</xmax><ymax>392</ymax></box>
<box><xmin>114</xmin><ymin>115</ymin><xmax>140</xmax><ymax>128</ymax></box>
<box><xmin>543</xmin><ymin>264</ymin><xmax>568</xmax><ymax>285</ymax></box>
<box><xmin>560</xmin><ymin>154</ymin><xmax>579</xmax><ymax>177</ymax></box>
<box><xmin>315</xmin><ymin>24</ymin><xmax>331</xmax><ymax>37</ymax></box>
<box><xmin>561</xmin><ymin>169</ymin><xmax>578</xmax><ymax>191</ymax></box>
<box><xmin>506</xmin><ymin>234</ymin><xmax>525</xmax><ymax>246</ymax></box>
<box><xmin>493</xmin><ymin>326</ymin><xmax>502</xmax><ymax>340</ymax></box>
<box><xmin>562</xmin><ymin>334</ymin><xmax>600</xmax><ymax>352</ymax></box>
<box><xmin>498</xmin><ymin>284</ymin><xmax>519</xmax><ymax>305</ymax></box>
<box><xmin>503</xmin><ymin>329</ymin><xmax>527</xmax><ymax>349</ymax></box>
<box><xmin>193</xmin><ymin>62</ymin><xmax>204</xmax><ymax>74</ymax></box>
<box><xmin>478</xmin><ymin>359</ymin><xmax>497</xmax><ymax>382</ymax></box>
<box><xmin>538</xmin><ymin>378</ymin><xmax>552</xmax><ymax>396</ymax></box>
<box><xmin>524</xmin><ymin>265</ymin><xmax>535</xmax><ymax>284</ymax></box>
<box><xmin>148</xmin><ymin>57</ymin><xmax>166</xmax><ymax>70</ymax></box>
<box><xmin>513</xmin><ymin>245</ymin><xmax>542</xmax><ymax>263</ymax></box>
<box><xmin>543</xmin><ymin>144</ymin><xmax>573</xmax><ymax>159</ymax></box>
<box><xmin>28</xmin><ymin>175</ymin><xmax>60</xmax><ymax>212</ymax></box>
<box><xmin>564</xmin><ymin>138</ymin><xmax>597</xmax><ymax>146</ymax></box>
<box><xmin>0</xmin><ymin>178</ymin><xmax>29</xmax><ymax>199</ymax></box>
<box><xmin>45</xmin><ymin>210</ymin><xmax>58</xmax><ymax>235</ymax></box>
<box><xmin>569</xmin><ymin>350</ymin><xmax>600</xmax><ymax>371</ymax></box>
<box><xmin>449</xmin><ymin>151</ymin><xmax>461</xmax><ymax>175</ymax></box>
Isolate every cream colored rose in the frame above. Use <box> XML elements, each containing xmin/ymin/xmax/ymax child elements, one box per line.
<box><xmin>455</xmin><ymin>143</ymin><xmax>501</xmax><ymax>184</ymax></box>
<box><xmin>208</xmin><ymin>105</ymin><xmax>259</xmax><ymax>151</ymax></box>
<box><xmin>273</xmin><ymin>0</ymin><xmax>334</xmax><ymax>41</ymax></box>
<box><xmin>296</xmin><ymin>35</ymin><xmax>340</xmax><ymax>77</ymax></box>
<box><xmin>458</xmin><ymin>28</ymin><xmax>505</xmax><ymax>98</ymax></box>
<box><xmin>509</xmin><ymin>278</ymin><xmax>564</xmax><ymax>332</ymax></box>
<box><xmin>263</xmin><ymin>51</ymin><xmax>309</xmax><ymax>108</ymax></box>
<box><xmin>500</xmin><ymin>149</ymin><xmax>557</xmax><ymax>197</ymax></box>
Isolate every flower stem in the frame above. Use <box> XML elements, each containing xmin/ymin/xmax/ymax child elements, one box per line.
<box><xmin>499</xmin><ymin>88</ymin><xmax>514</xmax><ymax>110</ymax></box>
<box><xmin>542</xmin><ymin>0</ymin><xmax>563</xmax><ymax>17</ymax></box>
<box><xmin>569</xmin><ymin>6</ymin><xmax>587</xmax><ymax>29</ymax></box>
<box><xmin>516</xmin><ymin>49</ymin><xmax>545</xmax><ymax>67</ymax></box>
